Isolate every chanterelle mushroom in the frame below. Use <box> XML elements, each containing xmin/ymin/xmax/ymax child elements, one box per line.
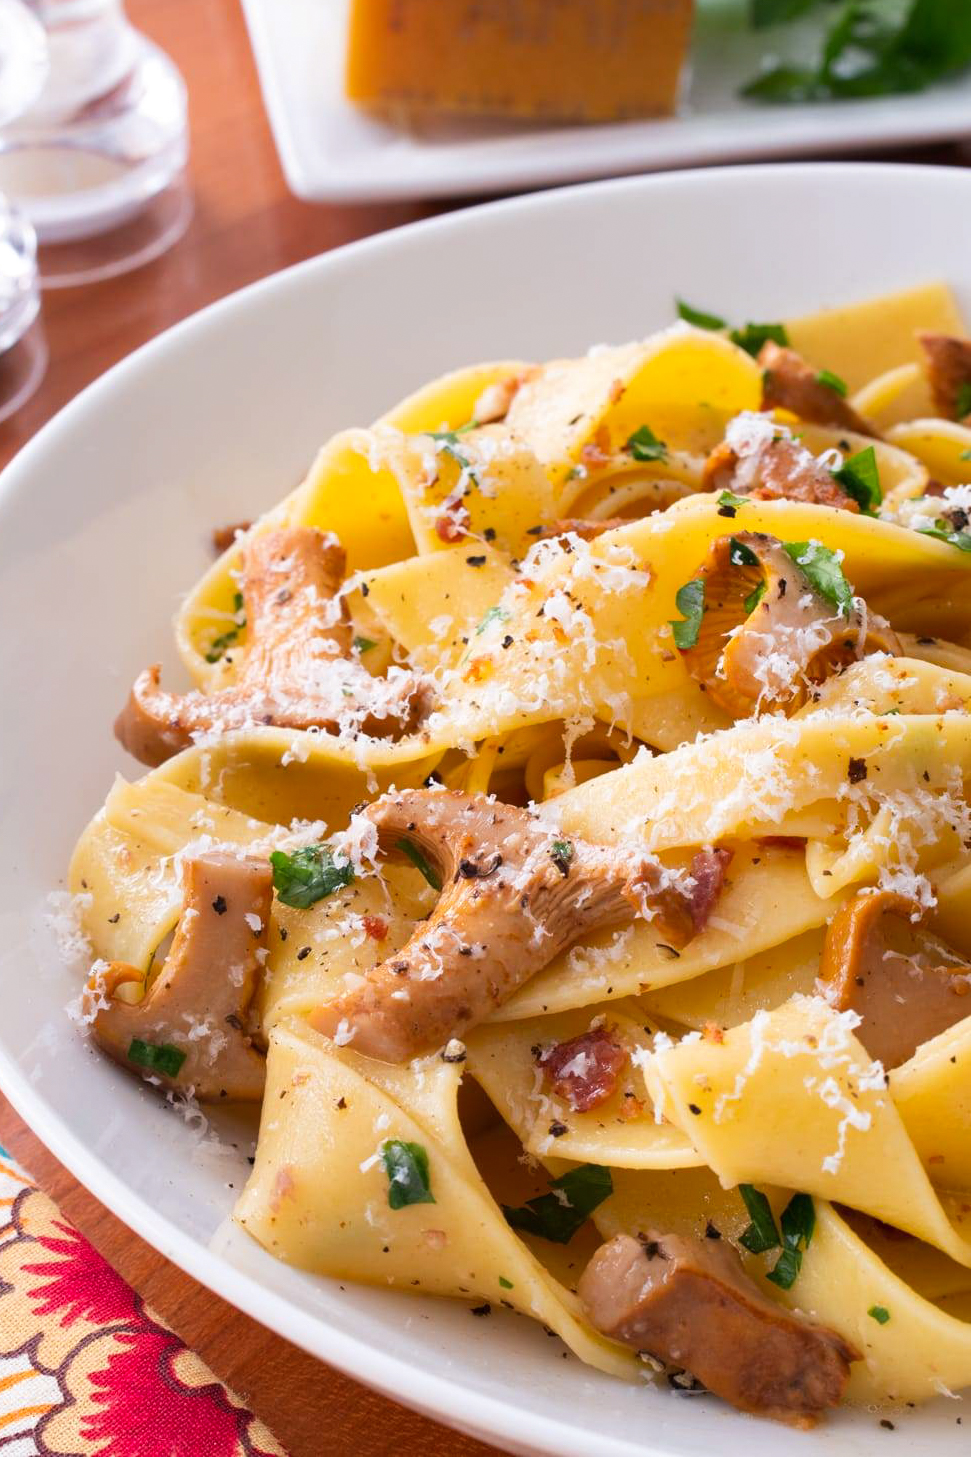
<box><xmin>676</xmin><ymin>530</ymin><xmax>900</xmax><ymax>718</ymax></box>
<box><xmin>759</xmin><ymin>341</ymin><xmax>879</xmax><ymax>438</ymax></box>
<box><xmin>115</xmin><ymin>526</ymin><xmax>428</xmax><ymax>767</ymax></box>
<box><xmin>579</xmin><ymin>1231</ymin><xmax>857</xmax><ymax>1426</ymax></box>
<box><xmin>819</xmin><ymin>890</ymin><xmax>971</xmax><ymax>1069</ymax></box>
<box><xmin>83</xmin><ymin>852</ymin><xmax>271</xmax><ymax>1100</ymax></box>
<box><xmin>311</xmin><ymin>788</ymin><xmax>698</xmax><ymax>1062</ymax></box>
<box><xmin>919</xmin><ymin>333</ymin><xmax>971</xmax><ymax>422</ymax></box>
<box><xmin>702</xmin><ymin>412</ymin><xmax>860</xmax><ymax>512</ymax></box>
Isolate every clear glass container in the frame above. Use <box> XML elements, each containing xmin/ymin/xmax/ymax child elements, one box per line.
<box><xmin>0</xmin><ymin>0</ymin><xmax>46</xmax><ymax>422</ymax></box>
<box><xmin>0</xmin><ymin>0</ymin><xmax>191</xmax><ymax>287</ymax></box>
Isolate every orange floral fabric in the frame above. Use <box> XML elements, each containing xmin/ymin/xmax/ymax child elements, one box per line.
<box><xmin>0</xmin><ymin>1142</ymin><xmax>287</xmax><ymax>1456</ymax></box>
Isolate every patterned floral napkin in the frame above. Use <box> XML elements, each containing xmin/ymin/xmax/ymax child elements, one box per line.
<box><xmin>0</xmin><ymin>1141</ymin><xmax>287</xmax><ymax>1456</ymax></box>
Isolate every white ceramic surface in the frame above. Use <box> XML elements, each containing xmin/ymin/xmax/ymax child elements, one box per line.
<box><xmin>2</xmin><ymin>163</ymin><xmax>971</xmax><ymax>1457</ymax></box>
<box><xmin>240</xmin><ymin>0</ymin><xmax>971</xmax><ymax>203</ymax></box>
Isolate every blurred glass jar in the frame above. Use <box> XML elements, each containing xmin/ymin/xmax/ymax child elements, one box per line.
<box><xmin>0</xmin><ymin>0</ymin><xmax>46</xmax><ymax>421</ymax></box>
<box><xmin>0</xmin><ymin>0</ymin><xmax>190</xmax><ymax>287</ymax></box>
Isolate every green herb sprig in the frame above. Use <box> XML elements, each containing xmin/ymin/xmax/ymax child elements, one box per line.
<box><xmin>503</xmin><ymin>1164</ymin><xmax>612</xmax><ymax>1244</ymax></box>
<box><xmin>270</xmin><ymin>845</ymin><xmax>355</xmax><ymax>909</ymax></box>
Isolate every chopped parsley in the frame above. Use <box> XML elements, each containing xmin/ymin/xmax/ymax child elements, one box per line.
<box><xmin>834</xmin><ymin>445</ymin><xmax>882</xmax><ymax>514</ymax></box>
<box><xmin>270</xmin><ymin>844</ymin><xmax>355</xmax><ymax>909</ymax></box>
<box><xmin>381</xmin><ymin>1140</ymin><xmax>435</xmax><ymax>1209</ymax></box>
<box><xmin>960</xmin><ymin>449</ymin><xmax>971</xmax><ymax>461</ymax></box>
<box><xmin>729</xmin><ymin>535</ymin><xmax>760</xmax><ymax>569</ymax></box>
<box><xmin>815</xmin><ymin>368</ymin><xmax>848</xmax><ymax>397</ymax></box>
<box><xmin>476</xmin><ymin>604</ymin><xmax>510</xmax><ymax>635</ymax></box>
<box><xmin>739</xmin><ymin>1187</ymin><xmax>815</xmax><ymax>1287</ymax></box>
<box><xmin>783</xmin><ymin>540</ymin><xmax>854</xmax><ymax>616</ymax></box>
<box><xmin>744</xmin><ymin>579</ymin><xmax>767</xmax><ymax>615</ymax></box>
<box><xmin>353</xmin><ymin>635</ymin><xmax>377</xmax><ymax>653</ymax></box>
<box><xmin>427</xmin><ymin>424</ymin><xmax>477</xmax><ymax>479</ymax></box>
<box><xmin>676</xmin><ymin>298</ymin><xmax>727</xmax><ymax>331</ymax></box>
<box><xmin>742</xmin><ymin>0</ymin><xmax>971</xmax><ymax>104</ymax></box>
<box><xmin>396</xmin><ymin>838</ymin><xmax>442</xmax><ymax>891</ymax></box>
<box><xmin>917</xmin><ymin>518</ymin><xmax>971</xmax><ymax>553</ymax></box>
<box><xmin>956</xmin><ymin>381</ymin><xmax>971</xmax><ymax>419</ymax></box>
<box><xmin>503</xmin><ymin>1164</ymin><xmax>612</xmax><ymax>1244</ymax></box>
<box><xmin>205</xmin><ymin>592</ymin><xmax>245</xmax><ymax>663</ymax></box>
<box><xmin>739</xmin><ymin>1184</ymin><xmax>781</xmax><ymax>1254</ymax></box>
<box><xmin>550</xmin><ymin>839</ymin><xmax>574</xmax><ymax>876</ymax></box>
<box><xmin>718</xmin><ymin>489</ymin><xmax>748</xmax><ymax>512</ymax></box>
<box><xmin>729</xmin><ymin>322</ymin><xmax>789</xmax><ymax>359</ymax></box>
<box><xmin>766</xmin><ymin>1192</ymin><xmax>816</xmax><ymax>1289</ymax></box>
<box><xmin>499</xmin><ymin>1276</ymin><xmax>514</xmax><ymax>1289</ymax></box>
<box><xmin>128</xmin><ymin>1038</ymin><xmax>186</xmax><ymax>1078</ymax></box>
<box><xmin>626</xmin><ymin>425</ymin><xmax>668</xmax><ymax>463</ymax></box>
<box><xmin>868</xmin><ymin>1305</ymin><xmax>891</xmax><ymax>1324</ymax></box>
<box><xmin>671</xmin><ymin>578</ymin><xmax>705</xmax><ymax>650</ymax></box>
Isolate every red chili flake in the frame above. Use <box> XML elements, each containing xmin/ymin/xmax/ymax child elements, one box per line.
<box><xmin>435</xmin><ymin>506</ymin><xmax>469</xmax><ymax>543</ymax></box>
<box><xmin>686</xmin><ymin>847</ymin><xmax>733</xmax><ymax>933</ymax></box>
<box><xmin>538</xmin><ymin>1027</ymin><xmax>627</xmax><ymax>1113</ymax></box>
<box><xmin>363</xmin><ymin>915</ymin><xmax>388</xmax><ymax>941</ymax></box>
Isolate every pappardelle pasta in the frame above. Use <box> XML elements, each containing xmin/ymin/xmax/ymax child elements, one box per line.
<box><xmin>68</xmin><ymin>281</ymin><xmax>971</xmax><ymax>1426</ymax></box>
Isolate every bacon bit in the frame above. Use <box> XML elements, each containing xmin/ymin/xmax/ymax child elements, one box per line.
<box><xmin>608</xmin><ymin>378</ymin><xmax>626</xmax><ymax>404</ymax></box>
<box><xmin>363</xmin><ymin>915</ymin><xmax>389</xmax><ymax>941</ymax></box>
<box><xmin>270</xmin><ymin>1165</ymin><xmax>296</xmax><ymax>1213</ymax></box>
<box><xmin>463</xmin><ymin>656</ymin><xmax>494</xmax><ymax>684</ymax></box>
<box><xmin>756</xmin><ymin>835</ymin><xmax>806</xmax><ymax>851</ymax></box>
<box><xmin>423</xmin><ymin>1228</ymin><xmax>448</xmax><ymax>1249</ymax></box>
<box><xmin>686</xmin><ymin>847</ymin><xmax>733</xmax><ymax>934</ymax></box>
<box><xmin>618</xmin><ymin>1094</ymin><xmax>645</xmax><ymax>1121</ymax></box>
<box><xmin>212</xmin><ymin>520</ymin><xmax>252</xmax><ymax>554</ymax></box>
<box><xmin>538</xmin><ymin>1026</ymin><xmax>628</xmax><ymax>1113</ymax></box>
<box><xmin>538</xmin><ymin>517</ymin><xmax>628</xmax><ymax>543</ymax></box>
<box><xmin>581</xmin><ymin>425</ymin><xmax>613</xmax><ymax>468</ymax></box>
<box><xmin>435</xmin><ymin>496</ymin><xmax>470</xmax><ymax>544</ymax></box>
<box><xmin>702</xmin><ymin>1022</ymin><xmax>725</xmax><ymax>1045</ymax></box>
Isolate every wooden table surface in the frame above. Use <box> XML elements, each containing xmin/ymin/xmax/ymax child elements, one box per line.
<box><xmin>1</xmin><ymin>3</ymin><xmax>969</xmax><ymax>1453</ymax></box>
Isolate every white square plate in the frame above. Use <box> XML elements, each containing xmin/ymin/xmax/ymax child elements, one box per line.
<box><xmin>3</xmin><ymin>163</ymin><xmax>971</xmax><ymax>1456</ymax></box>
<box><xmin>240</xmin><ymin>0</ymin><xmax>971</xmax><ymax>202</ymax></box>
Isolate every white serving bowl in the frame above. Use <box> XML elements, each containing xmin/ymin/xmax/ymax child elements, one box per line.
<box><xmin>2</xmin><ymin>163</ymin><xmax>970</xmax><ymax>1457</ymax></box>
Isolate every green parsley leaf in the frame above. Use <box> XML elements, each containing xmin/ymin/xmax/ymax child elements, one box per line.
<box><xmin>730</xmin><ymin>322</ymin><xmax>789</xmax><ymax>358</ymax></box>
<box><xmin>815</xmin><ymin>368</ymin><xmax>848</xmax><ymax>397</ymax></box>
<box><xmin>427</xmin><ymin>425</ymin><xmax>477</xmax><ymax>478</ymax></box>
<box><xmin>956</xmin><ymin>381</ymin><xmax>971</xmax><ymax>419</ymax></box>
<box><xmin>128</xmin><ymin>1038</ymin><xmax>186</xmax><ymax>1078</ymax></box>
<box><xmin>783</xmin><ymin>540</ymin><xmax>855</xmax><ymax>616</ymax></box>
<box><xmin>476</xmin><ymin>604</ymin><xmax>510</xmax><ymax>635</ymax></box>
<box><xmin>353</xmin><ymin>635</ymin><xmax>377</xmax><ymax>653</ymax></box>
<box><xmin>868</xmin><ymin>1304</ymin><xmax>891</xmax><ymax>1324</ymax></box>
<box><xmin>743</xmin><ymin>0</ymin><xmax>971</xmax><ymax>105</ymax></box>
<box><xmin>959</xmin><ymin>449</ymin><xmax>971</xmax><ymax>461</ymax></box>
<box><xmin>396</xmin><ymin>838</ymin><xmax>442</xmax><ymax>891</ymax></box>
<box><xmin>766</xmin><ymin>1192</ymin><xmax>816</xmax><ymax>1289</ymax></box>
<box><xmin>744</xmin><ymin>579</ymin><xmax>768</xmax><ymax>615</ymax></box>
<box><xmin>917</xmin><ymin>520</ymin><xmax>971</xmax><ymax>553</ymax></box>
<box><xmin>729</xmin><ymin>535</ymin><xmax>760</xmax><ymax>568</ymax></box>
<box><xmin>718</xmin><ymin>490</ymin><xmax>748</xmax><ymax>511</ymax></box>
<box><xmin>739</xmin><ymin>1184</ymin><xmax>781</xmax><ymax>1254</ymax></box>
<box><xmin>205</xmin><ymin>592</ymin><xmax>246</xmax><ymax>663</ymax></box>
<box><xmin>503</xmin><ymin>1164</ymin><xmax>612</xmax><ymax>1245</ymax></box>
<box><xmin>381</xmin><ymin>1140</ymin><xmax>435</xmax><ymax>1209</ymax></box>
<box><xmin>270</xmin><ymin>845</ymin><xmax>355</xmax><ymax>909</ymax></box>
<box><xmin>676</xmin><ymin>298</ymin><xmax>727</xmax><ymax>331</ymax></box>
<box><xmin>626</xmin><ymin>425</ymin><xmax>668</xmax><ymax>463</ymax></box>
<box><xmin>671</xmin><ymin>578</ymin><xmax>705</xmax><ymax>650</ymax></box>
<box><xmin>834</xmin><ymin>445</ymin><xmax>882</xmax><ymax>514</ymax></box>
<box><xmin>499</xmin><ymin>1276</ymin><xmax>514</xmax><ymax>1289</ymax></box>
<box><xmin>550</xmin><ymin>839</ymin><xmax>574</xmax><ymax>875</ymax></box>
